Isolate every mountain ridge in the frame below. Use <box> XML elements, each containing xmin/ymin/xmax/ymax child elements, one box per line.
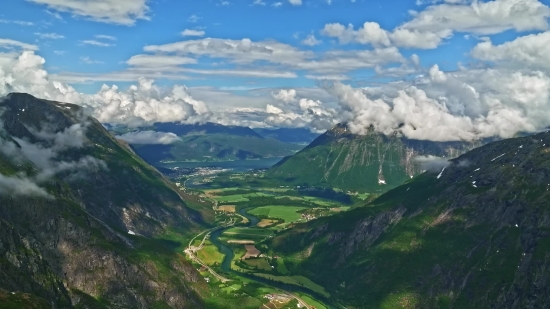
<box><xmin>266</xmin><ymin>123</ymin><xmax>480</xmax><ymax>192</ymax></box>
<box><xmin>0</xmin><ymin>93</ymin><xmax>209</xmax><ymax>308</ymax></box>
<box><xmin>268</xmin><ymin>129</ymin><xmax>550</xmax><ymax>308</ymax></box>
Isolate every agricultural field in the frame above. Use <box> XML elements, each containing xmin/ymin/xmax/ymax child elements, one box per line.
<box><xmin>257</xmin><ymin>219</ymin><xmax>279</xmax><ymax>228</ymax></box>
<box><xmin>221</xmin><ymin>227</ymin><xmax>273</xmax><ymax>241</ymax></box>
<box><xmin>197</xmin><ymin>240</ymin><xmax>224</xmax><ymax>266</ymax></box>
<box><xmin>218</xmin><ymin>205</ymin><xmax>236</xmax><ymax>212</ymax></box>
<box><xmin>243</xmin><ymin>258</ymin><xmax>272</xmax><ymax>271</ymax></box>
<box><xmin>251</xmin><ymin>274</ymin><xmax>330</xmax><ymax>298</ymax></box>
<box><xmin>248</xmin><ymin>206</ymin><xmax>308</xmax><ymax>223</ymax></box>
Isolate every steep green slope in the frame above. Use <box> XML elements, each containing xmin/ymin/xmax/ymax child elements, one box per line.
<box><xmin>253</xmin><ymin>128</ymin><xmax>320</xmax><ymax>144</ymax></box>
<box><xmin>269</xmin><ymin>131</ymin><xmax>550</xmax><ymax>308</ymax></box>
<box><xmin>266</xmin><ymin>123</ymin><xmax>478</xmax><ymax>192</ymax></box>
<box><xmin>0</xmin><ymin>93</ymin><xmax>209</xmax><ymax>308</ymax></box>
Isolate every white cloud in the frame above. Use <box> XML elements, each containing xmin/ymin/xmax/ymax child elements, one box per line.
<box><xmin>471</xmin><ymin>31</ymin><xmax>550</xmax><ymax>71</ymax></box>
<box><xmin>272</xmin><ymin>2</ymin><xmax>283</xmax><ymax>7</ymax></box>
<box><xmin>80</xmin><ymin>56</ymin><xmax>104</xmax><ymax>64</ymax></box>
<box><xmin>0</xmin><ymin>19</ymin><xmax>34</xmax><ymax>26</ymax></box>
<box><xmin>80</xmin><ymin>40</ymin><xmax>115</xmax><ymax>47</ymax></box>
<box><xmin>181</xmin><ymin>29</ymin><xmax>206</xmax><ymax>37</ymax></box>
<box><xmin>252</xmin><ymin>0</ymin><xmax>266</xmax><ymax>5</ymax></box>
<box><xmin>0</xmin><ymin>174</ymin><xmax>51</xmax><ymax>198</ymax></box>
<box><xmin>266</xmin><ymin>104</ymin><xmax>284</xmax><ymax>114</ymax></box>
<box><xmin>320</xmin><ymin>0</ymin><xmax>550</xmax><ymax>49</ymax></box>
<box><xmin>35</xmin><ymin>32</ymin><xmax>65</xmax><ymax>39</ymax></box>
<box><xmin>402</xmin><ymin>0</ymin><xmax>550</xmax><ymax>35</ymax></box>
<box><xmin>288</xmin><ymin>0</ymin><xmax>302</xmax><ymax>5</ymax></box>
<box><xmin>305</xmin><ymin>74</ymin><xmax>350</xmax><ymax>81</ymax></box>
<box><xmin>27</xmin><ymin>0</ymin><xmax>150</xmax><ymax>25</ymax></box>
<box><xmin>143</xmin><ymin>38</ymin><xmax>402</xmax><ymax>74</ymax></box>
<box><xmin>301</xmin><ymin>34</ymin><xmax>322</xmax><ymax>46</ymax></box>
<box><xmin>116</xmin><ymin>131</ymin><xmax>182</xmax><ymax>144</ymax></box>
<box><xmin>126</xmin><ymin>54</ymin><xmax>197</xmax><ymax>67</ymax></box>
<box><xmin>94</xmin><ymin>34</ymin><xmax>117</xmax><ymax>41</ymax></box>
<box><xmin>272</xmin><ymin>89</ymin><xmax>297</xmax><ymax>102</ymax></box>
<box><xmin>0</xmin><ymin>39</ymin><xmax>39</xmax><ymax>51</ymax></box>
<box><xmin>54</xmin><ymin>50</ymin><xmax>66</xmax><ymax>55</ymax></box>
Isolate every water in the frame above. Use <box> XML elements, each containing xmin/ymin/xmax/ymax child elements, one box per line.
<box><xmin>209</xmin><ymin>209</ymin><xmax>338</xmax><ymax>309</ymax></box>
<box><xmin>157</xmin><ymin>157</ymin><xmax>284</xmax><ymax>172</ymax></box>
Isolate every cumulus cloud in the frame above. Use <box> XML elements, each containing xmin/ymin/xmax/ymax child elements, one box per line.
<box><xmin>0</xmin><ymin>51</ymin><xmax>210</xmax><ymax>127</ymax></box>
<box><xmin>272</xmin><ymin>89</ymin><xmax>297</xmax><ymax>102</ymax></box>
<box><xmin>27</xmin><ymin>0</ymin><xmax>150</xmax><ymax>25</ymax></box>
<box><xmin>288</xmin><ymin>0</ymin><xmax>302</xmax><ymax>5</ymax></box>
<box><xmin>320</xmin><ymin>0</ymin><xmax>550</xmax><ymax>49</ymax></box>
<box><xmin>471</xmin><ymin>31</ymin><xmax>550</xmax><ymax>71</ymax></box>
<box><xmin>181</xmin><ymin>29</ymin><xmax>206</xmax><ymax>37</ymax></box>
<box><xmin>321</xmin><ymin>61</ymin><xmax>550</xmax><ymax>141</ymax></box>
<box><xmin>116</xmin><ymin>131</ymin><xmax>182</xmax><ymax>144</ymax></box>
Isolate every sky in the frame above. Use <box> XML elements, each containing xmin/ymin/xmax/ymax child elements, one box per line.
<box><xmin>1</xmin><ymin>0</ymin><xmax>550</xmax><ymax>142</ymax></box>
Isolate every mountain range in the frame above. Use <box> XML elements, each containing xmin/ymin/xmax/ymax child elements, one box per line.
<box><xmin>266</xmin><ymin>123</ymin><xmax>482</xmax><ymax>192</ymax></box>
<box><xmin>0</xmin><ymin>93</ymin><xmax>210</xmax><ymax>308</ymax></box>
<box><xmin>268</xmin><ymin>130</ymin><xmax>550</xmax><ymax>308</ymax></box>
<box><xmin>113</xmin><ymin>122</ymin><xmax>304</xmax><ymax>164</ymax></box>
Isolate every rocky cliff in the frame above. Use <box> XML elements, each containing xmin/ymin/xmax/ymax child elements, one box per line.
<box><xmin>0</xmin><ymin>93</ymin><xmax>208</xmax><ymax>308</ymax></box>
<box><xmin>266</xmin><ymin>123</ymin><xmax>479</xmax><ymax>192</ymax></box>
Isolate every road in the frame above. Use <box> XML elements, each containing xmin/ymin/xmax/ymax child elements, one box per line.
<box><xmin>185</xmin><ymin>220</ymin><xmax>234</xmax><ymax>283</ymax></box>
<box><xmin>184</xmin><ymin>221</ymin><xmax>316</xmax><ymax>308</ymax></box>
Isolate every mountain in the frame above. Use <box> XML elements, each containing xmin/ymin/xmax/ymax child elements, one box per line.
<box><xmin>120</xmin><ymin>122</ymin><xmax>303</xmax><ymax>164</ymax></box>
<box><xmin>266</xmin><ymin>123</ymin><xmax>480</xmax><ymax>192</ymax></box>
<box><xmin>0</xmin><ymin>93</ymin><xmax>209</xmax><ymax>308</ymax></box>
<box><xmin>253</xmin><ymin>127</ymin><xmax>321</xmax><ymax>144</ymax></box>
<box><xmin>268</xmin><ymin>131</ymin><xmax>550</xmax><ymax>308</ymax></box>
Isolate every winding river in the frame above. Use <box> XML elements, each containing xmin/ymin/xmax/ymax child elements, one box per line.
<box><xmin>209</xmin><ymin>207</ymin><xmax>338</xmax><ymax>309</ymax></box>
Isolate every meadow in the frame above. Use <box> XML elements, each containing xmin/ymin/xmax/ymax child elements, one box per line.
<box><xmin>248</xmin><ymin>206</ymin><xmax>308</xmax><ymax>223</ymax></box>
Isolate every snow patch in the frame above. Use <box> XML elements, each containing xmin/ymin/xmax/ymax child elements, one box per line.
<box><xmin>378</xmin><ymin>178</ymin><xmax>386</xmax><ymax>185</ymax></box>
<box><xmin>491</xmin><ymin>153</ymin><xmax>505</xmax><ymax>162</ymax></box>
<box><xmin>128</xmin><ymin>230</ymin><xmax>136</xmax><ymax>235</ymax></box>
<box><xmin>474</xmin><ymin>168</ymin><xmax>480</xmax><ymax>171</ymax></box>
<box><xmin>437</xmin><ymin>166</ymin><xmax>446</xmax><ymax>179</ymax></box>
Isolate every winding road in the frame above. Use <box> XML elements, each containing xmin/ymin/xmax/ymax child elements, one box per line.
<box><xmin>185</xmin><ymin>220</ymin><xmax>234</xmax><ymax>283</ymax></box>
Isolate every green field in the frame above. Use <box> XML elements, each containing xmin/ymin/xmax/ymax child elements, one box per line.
<box><xmin>215</xmin><ymin>194</ymin><xmax>250</xmax><ymax>203</ymax></box>
<box><xmin>276</xmin><ymin>258</ymin><xmax>289</xmax><ymax>275</ymax></box>
<box><xmin>252</xmin><ymin>274</ymin><xmax>330</xmax><ymax>298</ymax></box>
<box><xmin>248</xmin><ymin>206</ymin><xmax>308</xmax><ymax>222</ymax></box>
<box><xmin>244</xmin><ymin>258</ymin><xmax>273</xmax><ymax>271</ymax></box>
<box><xmin>196</xmin><ymin>240</ymin><xmax>224</xmax><ymax>266</ymax></box>
<box><xmin>222</xmin><ymin>227</ymin><xmax>273</xmax><ymax>240</ymax></box>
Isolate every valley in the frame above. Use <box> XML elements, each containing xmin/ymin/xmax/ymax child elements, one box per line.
<box><xmin>163</xmin><ymin>162</ymin><xmax>359</xmax><ymax>309</ymax></box>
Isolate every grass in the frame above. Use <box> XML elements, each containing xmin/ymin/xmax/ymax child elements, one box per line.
<box><xmin>221</xmin><ymin>227</ymin><xmax>273</xmax><ymax>242</ymax></box>
<box><xmin>197</xmin><ymin>240</ymin><xmax>224</xmax><ymax>266</ymax></box>
<box><xmin>244</xmin><ymin>258</ymin><xmax>273</xmax><ymax>271</ymax></box>
<box><xmin>251</xmin><ymin>274</ymin><xmax>330</xmax><ymax>298</ymax></box>
<box><xmin>275</xmin><ymin>258</ymin><xmax>289</xmax><ymax>275</ymax></box>
<box><xmin>296</xmin><ymin>293</ymin><xmax>328</xmax><ymax>309</ymax></box>
<box><xmin>248</xmin><ymin>206</ymin><xmax>308</xmax><ymax>223</ymax></box>
<box><xmin>215</xmin><ymin>194</ymin><xmax>250</xmax><ymax>203</ymax></box>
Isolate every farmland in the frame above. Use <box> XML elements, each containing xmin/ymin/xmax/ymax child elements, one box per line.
<box><xmin>248</xmin><ymin>206</ymin><xmax>308</xmax><ymax>223</ymax></box>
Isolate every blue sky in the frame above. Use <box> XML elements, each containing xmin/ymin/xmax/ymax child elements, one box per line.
<box><xmin>1</xmin><ymin>0</ymin><xmax>486</xmax><ymax>90</ymax></box>
<box><xmin>1</xmin><ymin>0</ymin><xmax>550</xmax><ymax>140</ymax></box>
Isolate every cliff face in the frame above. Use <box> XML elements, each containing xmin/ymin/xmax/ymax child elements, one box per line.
<box><xmin>267</xmin><ymin>123</ymin><xmax>478</xmax><ymax>191</ymax></box>
<box><xmin>0</xmin><ymin>93</ymin><xmax>207</xmax><ymax>308</ymax></box>
<box><xmin>269</xmin><ymin>130</ymin><xmax>550</xmax><ymax>308</ymax></box>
